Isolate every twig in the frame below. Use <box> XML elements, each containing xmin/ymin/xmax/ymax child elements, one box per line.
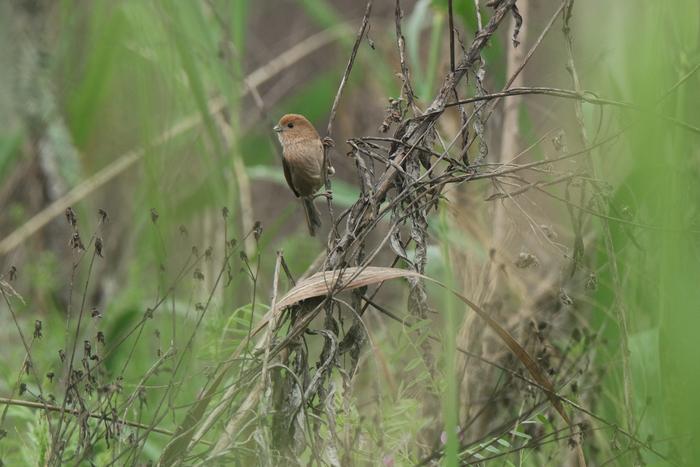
<box><xmin>326</xmin><ymin>1</ymin><xmax>372</xmax><ymax>140</ymax></box>
<box><xmin>448</xmin><ymin>0</ymin><xmax>455</xmax><ymax>72</ymax></box>
<box><xmin>395</xmin><ymin>0</ymin><xmax>418</xmax><ymax>110</ymax></box>
<box><xmin>0</xmin><ymin>397</ymin><xmax>205</xmax><ymax>442</ymax></box>
<box><xmin>505</xmin><ymin>0</ymin><xmax>563</xmax><ymax>90</ymax></box>
<box><xmin>490</xmin><ymin>0</ymin><xmax>528</xmax><ymax>299</ymax></box>
<box><xmin>51</xmin><ymin>247</ymin><xmax>99</xmax><ymax>463</ymax></box>
<box><xmin>445</xmin><ymin>86</ymin><xmax>700</xmax><ymax>134</ymax></box>
<box><xmin>323</xmin><ymin>1</ymin><xmax>373</xmax><ymax>243</ymax></box>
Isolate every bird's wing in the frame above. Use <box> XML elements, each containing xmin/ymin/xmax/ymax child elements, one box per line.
<box><xmin>282</xmin><ymin>157</ymin><xmax>300</xmax><ymax>197</ymax></box>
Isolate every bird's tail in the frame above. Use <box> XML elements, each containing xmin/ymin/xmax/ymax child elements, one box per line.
<box><xmin>302</xmin><ymin>198</ymin><xmax>322</xmax><ymax>236</ymax></box>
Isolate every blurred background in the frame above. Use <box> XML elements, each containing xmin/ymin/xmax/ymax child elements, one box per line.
<box><xmin>0</xmin><ymin>0</ymin><xmax>698</xmax><ymax>465</ymax></box>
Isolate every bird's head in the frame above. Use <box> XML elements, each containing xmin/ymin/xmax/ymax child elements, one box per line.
<box><xmin>273</xmin><ymin>114</ymin><xmax>319</xmax><ymax>144</ymax></box>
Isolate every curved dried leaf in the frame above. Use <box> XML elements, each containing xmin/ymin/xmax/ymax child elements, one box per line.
<box><xmin>275</xmin><ymin>266</ymin><xmax>420</xmax><ymax>310</ymax></box>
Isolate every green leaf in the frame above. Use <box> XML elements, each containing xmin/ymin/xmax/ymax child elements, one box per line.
<box><xmin>0</xmin><ymin>130</ymin><xmax>23</xmax><ymax>184</ymax></box>
<box><xmin>509</xmin><ymin>429</ymin><xmax>531</xmax><ymax>440</ymax></box>
<box><xmin>496</xmin><ymin>438</ymin><xmax>511</xmax><ymax>447</ymax></box>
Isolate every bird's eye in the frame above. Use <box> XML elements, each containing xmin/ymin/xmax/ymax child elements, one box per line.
<box><xmin>287</xmin><ymin>122</ymin><xmax>294</xmax><ymax>128</ymax></box>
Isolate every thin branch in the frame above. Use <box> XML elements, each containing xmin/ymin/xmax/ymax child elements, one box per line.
<box><xmin>0</xmin><ymin>397</ymin><xmax>211</xmax><ymax>442</ymax></box>
<box><xmin>448</xmin><ymin>0</ymin><xmax>455</xmax><ymax>72</ymax></box>
<box><xmin>395</xmin><ymin>0</ymin><xmax>418</xmax><ymax>110</ymax></box>
<box><xmin>323</xmin><ymin>1</ymin><xmax>373</xmax><ymax>243</ymax></box>
<box><xmin>446</xmin><ymin>86</ymin><xmax>700</xmax><ymax>134</ymax></box>
<box><xmin>326</xmin><ymin>1</ymin><xmax>372</xmax><ymax>139</ymax></box>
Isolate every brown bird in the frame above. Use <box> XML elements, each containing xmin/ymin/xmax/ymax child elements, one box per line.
<box><xmin>273</xmin><ymin>114</ymin><xmax>331</xmax><ymax>236</ymax></box>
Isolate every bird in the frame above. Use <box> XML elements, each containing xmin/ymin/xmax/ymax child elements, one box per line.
<box><xmin>273</xmin><ymin>114</ymin><xmax>332</xmax><ymax>236</ymax></box>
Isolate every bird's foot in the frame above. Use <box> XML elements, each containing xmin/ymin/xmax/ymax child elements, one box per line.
<box><xmin>313</xmin><ymin>190</ymin><xmax>333</xmax><ymax>201</ymax></box>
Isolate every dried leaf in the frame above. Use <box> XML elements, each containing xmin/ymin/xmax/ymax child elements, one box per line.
<box><xmin>0</xmin><ymin>280</ymin><xmax>25</xmax><ymax>305</ymax></box>
<box><xmin>275</xmin><ymin>267</ymin><xmax>417</xmax><ymax>309</ymax></box>
<box><xmin>510</xmin><ymin>4</ymin><xmax>523</xmax><ymax>47</ymax></box>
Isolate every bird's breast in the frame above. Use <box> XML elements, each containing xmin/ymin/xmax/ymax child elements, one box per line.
<box><xmin>283</xmin><ymin>138</ymin><xmax>324</xmax><ymax>196</ymax></box>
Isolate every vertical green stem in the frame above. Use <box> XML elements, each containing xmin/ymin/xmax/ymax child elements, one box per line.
<box><xmin>439</xmin><ymin>201</ymin><xmax>459</xmax><ymax>466</ymax></box>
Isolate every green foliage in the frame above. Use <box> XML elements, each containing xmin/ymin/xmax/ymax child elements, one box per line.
<box><xmin>63</xmin><ymin>3</ymin><xmax>128</xmax><ymax>147</ymax></box>
<box><xmin>438</xmin><ymin>202</ymin><xmax>459</xmax><ymax>466</ymax></box>
<box><xmin>586</xmin><ymin>1</ymin><xmax>700</xmax><ymax>464</ymax></box>
<box><xmin>20</xmin><ymin>411</ymin><xmax>50</xmax><ymax>466</ymax></box>
<box><xmin>0</xmin><ymin>131</ymin><xmax>23</xmax><ymax>186</ymax></box>
<box><xmin>298</xmin><ymin>0</ymin><xmax>343</xmax><ymax>32</ymax></box>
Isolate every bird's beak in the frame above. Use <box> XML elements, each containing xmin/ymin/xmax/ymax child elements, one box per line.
<box><xmin>273</xmin><ymin>124</ymin><xmax>282</xmax><ymax>133</ymax></box>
